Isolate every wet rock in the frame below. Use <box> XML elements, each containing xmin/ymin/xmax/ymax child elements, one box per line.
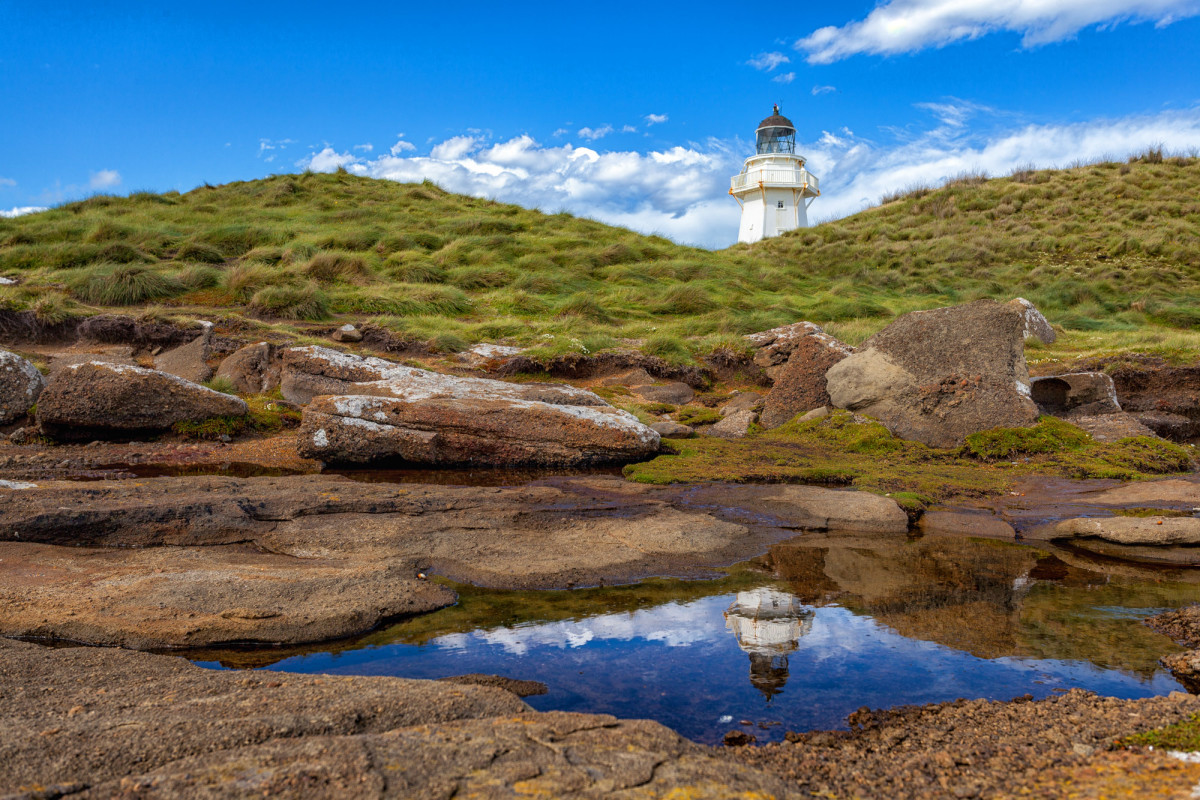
<box><xmin>1146</xmin><ymin>605</ymin><xmax>1200</xmax><ymax>648</ymax></box>
<box><xmin>281</xmin><ymin>345</ymin><xmax>605</xmax><ymax>407</ymax></box>
<box><xmin>724</xmin><ymin>729</ymin><xmax>757</xmax><ymax>746</ymax></box>
<box><xmin>760</xmin><ymin>328</ymin><xmax>853</xmax><ymax>428</ymax></box>
<box><xmin>651</xmin><ymin>420</ymin><xmax>694</xmax><ymax>438</ymax></box>
<box><xmin>757</xmin><ymin>485</ymin><xmax>909</xmax><ymax>533</ymax></box>
<box><xmin>920</xmin><ymin>510</ymin><xmax>1017</xmax><ymax>539</ymax></box>
<box><xmin>0</xmin><ymin>350</ymin><xmax>44</xmax><ymax>424</ymax></box>
<box><xmin>1160</xmin><ymin>649</ymin><xmax>1200</xmax><ymax>688</ymax></box>
<box><xmin>214</xmin><ymin>341</ymin><xmax>282</xmax><ymax>394</ymax></box>
<box><xmin>1009</xmin><ymin>297</ymin><xmax>1056</xmax><ymax>344</ymax></box>
<box><xmin>598</xmin><ymin>367</ymin><xmax>655</xmax><ymax>386</ymax></box>
<box><xmin>719</xmin><ymin>391</ymin><xmax>762</xmax><ymax>416</ymax></box>
<box><xmin>0</xmin><ymin>541</ymin><xmax>455</xmax><ymax>648</ymax></box>
<box><xmin>826</xmin><ymin>299</ymin><xmax>1040</xmax><ymax>448</ymax></box>
<box><xmin>36</xmin><ymin>362</ymin><xmax>247</xmax><ymax>439</ymax></box>
<box><xmin>1037</xmin><ymin>516</ymin><xmax>1200</xmax><ymax>547</ymax></box>
<box><xmin>707</xmin><ymin>408</ymin><xmax>756</xmax><ymax>439</ymax></box>
<box><xmin>1030</xmin><ymin>372</ymin><xmax>1120</xmax><ymax>416</ymax></box>
<box><xmin>631</xmin><ymin>381</ymin><xmax>694</xmax><ymax>405</ymax></box>
<box><xmin>330</xmin><ymin>323</ymin><xmax>362</xmax><ymax>343</ymax></box>
<box><xmin>153</xmin><ymin>321</ymin><xmax>214</xmax><ymax>383</ymax></box>
<box><xmin>1070</xmin><ymin>412</ymin><xmax>1158</xmax><ymax>442</ymax></box>
<box><xmin>1090</xmin><ymin>479</ymin><xmax>1200</xmax><ymax>506</ymax></box>
<box><xmin>0</xmin><ymin>637</ymin><xmax>529</xmax><ymax>795</ymax></box>
<box><xmin>438</xmin><ymin>673</ymin><xmax>548</xmax><ymax>697</ymax></box>
<box><xmin>298</xmin><ymin>393</ymin><xmax>659</xmax><ymax>467</ymax></box>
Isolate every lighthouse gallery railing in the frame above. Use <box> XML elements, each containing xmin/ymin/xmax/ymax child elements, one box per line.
<box><xmin>730</xmin><ymin>169</ymin><xmax>819</xmax><ymax>195</ymax></box>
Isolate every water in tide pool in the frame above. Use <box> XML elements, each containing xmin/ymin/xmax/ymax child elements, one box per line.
<box><xmin>191</xmin><ymin>534</ymin><xmax>1196</xmax><ymax>745</ymax></box>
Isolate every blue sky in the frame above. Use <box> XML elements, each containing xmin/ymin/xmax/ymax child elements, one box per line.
<box><xmin>3</xmin><ymin>0</ymin><xmax>1200</xmax><ymax>246</ymax></box>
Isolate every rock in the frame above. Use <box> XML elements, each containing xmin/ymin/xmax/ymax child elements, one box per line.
<box><xmin>746</xmin><ymin>321</ymin><xmax>838</xmax><ymax>380</ymax></box>
<box><xmin>1146</xmin><ymin>605</ymin><xmax>1200</xmax><ymax>648</ymax></box>
<box><xmin>599</xmin><ymin>367</ymin><xmax>656</xmax><ymax>387</ymax></box>
<box><xmin>1090</xmin><ymin>479</ymin><xmax>1200</xmax><ymax>506</ymax></box>
<box><xmin>438</xmin><ymin>674</ymin><xmax>548</xmax><ymax>697</ymax></box>
<box><xmin>298</xmin><ymin>393</ymin><xmax>660</xmax><ymax>467</ymax></box>
<box><xmin>632</xmin><ymin>381</ymin><xmax>694</xmax><ymax>405</ymax></box>
<box><xmin>1008</xmin><ymin>297</ymin><xmax>1056</xmax><ymax>344</ymax></box>
<box><xmin>752</xmin><ymin>484</ymin><xmax>910</xmax><ymax>533</ymax></box>
<box><xmin>707</xmin><ymin>408</ymin><xmax>756</xmax><ymax>439</ymax></box>
<box><xmin>797</xmin><ymin>406</ymin><xmax>830</xmax><ymax>423</ymax></box>
<box><xmin>920</xmin><ymin>510</ymin><xmax>1017</xmax><ymax>539</ymax></box>
<box><xmin>0</xmin><ymin>637</ymin><xmax>528</xmax><ymax>795</ymax></box>
<box><xmin>215</xmin><ymin>341</ymin><xmax>282</xmax><ymax>394</ymax></box>
<box><xmin>456</xmin><ymin>342</ymin><xmax>524</xmax><ymax>368</ymax></box>
<box><xmin>281</xmin><ymin>345</ymin><xmax>604</xmax><ymax>407</ymax></box>
<box><xmin>36</xmin><ymin>362</ymin><xmax>248</xmax><ymax>439</ymax></box>
<box><xmin>724</xmin><ymin>729</ymin><xmax>757</xmax><ymax>746</ymax></box>
<box><xmin>1040</xmin><ymin>516</ymin><xmax>1200</xmax><ymax>547</ymax></box>
<box><xmin>0</xmin><ymin>350</ymin><xmax>44</xmax><ymax>424</ymax></box>
<box><xmin>1070</xmin><ymin>412</ymin><xmax>1158</xmax><ymax>442</ymax></box>
<box><xmin>1131</xmin><ymin>411</ymin><xmax>1197</xmax><ymax>441</ymax></box>
<box><xmin>651</xmin><ymin>420</ymin><xmax>694</xmax><ymax>438</ymax></box>
<box><xmin>0</xmin><ymin>479</ymin><xmax>36</xmax><ymax>489</ymax></box>
<box><xmin>330</xmin><ymin>322</ymin><xmax>363</xmax><ymax>342</ymax></box>
<box><xmin>154</xmin><ymin>320</ymin><xmax>214</xmax><ymax>383</ymax></box>
<box><xmin>0</xmin><ymin>540</ymin><xmax>455</xmax><ymax>649</ymax></box>
<box><xmin>825</xmin><ymin>299</ymin><xmax>1040</xmax><ymax>448</ymax></box>
<box><xmin>761</xmin><ymin>329</ymin><xmax>853</xmax><ymax>428</ymax></box>
<box><xmin>1161</xmin><ymin>649</ymin><xmax>1200</xmax><ymax>689</ymax></box>
<box><xmin>719</xmin><ymin>391</ymin><xmax>762</xmax><ymax>416</ymax></box>
<box><xmin>48</xmin><ymin>345</ymin><xmax>137</xmax><ymax>375</ymax></box>
<box><xmin>1030</xmin><ymin>372</ymin><xmax>1121</xmax><ymax>416</ymax></box>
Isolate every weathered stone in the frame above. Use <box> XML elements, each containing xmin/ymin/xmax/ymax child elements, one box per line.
<box><xmin>632</xmin><ymin>381</ymin><xmax>694</xmax><ymax>405</ymax></box>
<box><xmin>48</xmin><ymin>345</ymin><xmax>136</xmax><ymax>375</ymax></box>
<box><xmin>456</xmin><ymin>342</ymin><xmax>524</xmax><ymax>368</ymax></box>
<box><xmin>1041</xmin><ymin>516</ymin><xmax>1200</xmax><ymax>547</ymax></box>
<box><xmin>330</xmin><ymin>322</ymin><xmax>363</xmax><ymax>343</ymax></box>
<box><xmin>707</xmin><ymin>408</ymin><xmax>756</xmax><ymax>439</ymax></box>
<box><xmin>825</xmin><ymin>299</ymin><xmax>1040</xmax><ymax>448</ymax></box>
<box><xmin>37</xmin><ymin>362</ymin><xmax>247</xmax><ymax>438</ymax></box>
<box><xmin>0</xmin><ymin>638</ymin><xmax>529</xmax><ymax>795</ymax></box>
<box><xmin>1009</xmin><ymin>297</ymin><xmax>1057</xmax><ymax>344</ymax></box>
<box><xmin>438</xmin><ymin>674</ymin><xmax>548</xmax><ymax>697</ymax></box>
<box><xmin>651</xmin><ymin>420</ymin><xmax>694</xmax><ymax>438</ymax></box>
<box><xmin>755</xmin><ymin>485</ymin><xmax>910</xmax><ymax>533</ymax></box>
<box><xmin>0</xmin><ymin>350</ymin><xmax>43</xmax><ymax>425</ymax></box>
<box><xmin>215</xmin><ymin>341</ymin><xmax>282</xmax><ymax>394</ymax></box>
<box><xmin>281</xmin><ymin>345</ymin><xmax>604</xmax><ymax>407</ymax></box>
<box><xmin>1070</xmin><ymin>412</ymin><xmax>1158</xmax><ymax>442</ymax></box>
<box><xmin>920</xmin><ymin>510</ymin><xmax>1017</xmax><ymax>539</ymax></box>
<box><xmin>1161</xmin><ymin>649</ymin><xmax>1200</xmax><ymax>688</ymax></box>
<box><xmin>761</xmin><ymin>330</ymin><xmax>853</xmax><ymax>428</ymax></box>
<box><xmin>746</xmin><ymin>321</ymin><xmax>833</xmax><ymax>380</ymax></box>
<box><xmin>719</xmin><ymin>391</ymin><xmax>762</xmax><ymax>416</ymax></box>
<box><xmin>1089</xmin><ymin>479</ymin><xmax>1200</xmax><ymax>506</ymax></box>
<box><xmin>1132</xmin><ymin>410</ymin><xmax>1197</xmax><ymax>441</ymax></box>
<box><xmin>598</xmin><ymin>367</ymin><xmax>655</xmax><ymax>386</ymax></box>
<box><xmin>153</xmin><ymin>321</ymin><xmax>214</xmax><ymax>383</ymax></box>
<box><xmin>298</xmin><ymin>393</ymin><xmax>659</xmax><ymax>466</ymax></box>
<box><xmin>797</xmin><ymin>406</ymin><xmax>830</xmax><ymax>423</ymax></box>
<box><xmin>1031</xmin><ymin>372</ymin><xmax>1121</xmax><ymax>416</ymax></box>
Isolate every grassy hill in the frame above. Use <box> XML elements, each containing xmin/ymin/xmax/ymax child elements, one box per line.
<box><xmin>2</xmin><ymin>151</ymin><xmax>1199</xmax><ymax>367</ymax></box>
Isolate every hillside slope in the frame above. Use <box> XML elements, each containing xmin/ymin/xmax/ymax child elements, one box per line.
<box><xmin>1</xmin><ymin>156</ymin><xmax>1198</xmax><ymax>365</ymax></box>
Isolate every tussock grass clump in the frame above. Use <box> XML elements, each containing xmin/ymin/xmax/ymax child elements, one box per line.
<box><xmin>176</xmin><ymin>241</ymin><xmax>227</xmax><ymax>264</ymax></box>
<box><xmin>248</xmin><ymin>283</ymin><xmax>329</xmax><ymax>320</ymax></box>
<box><xmin>304</xmin><ymin>251</ymin><xmax>371</xmax><ymax>283</ymax></box>
<box><xmin>68</xmin><ymin>263</ymin><xmax>183</xmax><ymax>305</ymax></box>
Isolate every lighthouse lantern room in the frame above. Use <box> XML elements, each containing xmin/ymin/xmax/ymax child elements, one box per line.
<box><xmin>730</xmin><ymin>105</ymin><xmax>819</xmax><ymax>244</ymax></box>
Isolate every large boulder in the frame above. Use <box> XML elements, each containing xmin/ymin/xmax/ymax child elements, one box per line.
<box><xmin>1008</xmin><ymin>297</ymin><xmax>1057</xmax><ymax>344</ymax></box>
<box><xmin>760</xmin><ymin>328</ymin><xmax>854</xmax><ymax>428</ymax></box>
<box><xmin>746</xmin><ymin>321</ymin><xmax>831</xmax><ymax>380</ymax></box>
<box><xmin>154</xmin><ymin>321</ymin><xmax>214</xmax><ymax>383</ymax></box>
<box><xmin>299</xmin><ymin>393</ymin><xmax>660</xmax><ymax>467</ymax></box>
<box><xmin>825</xmin><ymin>299</ymin><xmax>1040</xmax><ymax>448</ymax></box>
<box><xmin>215</xmin><ymin>341</ymin><xmax>282</xmax><ymax>394</ymax></box>
<box><xmin>0</xmin><ymin>350</ymin><xmax>44</xmax><ymax>425</ymax></box>
<box><xmin>37</xmin><ymin>362</ymin><xmax>248</xmax><ymax>438</ymax></box>
<box><xmin>281</xmin><ymin>345</ymin><xmax>604</xmax><ymax>407</ymax></box>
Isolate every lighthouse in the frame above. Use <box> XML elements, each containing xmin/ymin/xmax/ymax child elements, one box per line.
<box><xmin>730</xmin><ymin>105</ymin><xmax>820</xmax><ymax>244</ymax></box>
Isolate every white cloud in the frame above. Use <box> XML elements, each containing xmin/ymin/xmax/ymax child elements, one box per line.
<box><xmin>0</xmin><ymin>206</ymin><xmax>47</xmax><ymax>218</ymax></box>
<box><xmin>89</xmin><ymin>169</ymin><xmax>121</xmax><ymax>190</ymax></box>
<box><xmin>645</xmin><ymin>113</ymin><xmax>669</xmax><ymax>125</ymax></box>
<box><xmin>552</xmin><ymin>127</ymin><xmax>569</xmax><ymax>137</ymax></box>
<box><xmin>390</xmin><ymin>136</ymin><xmax>417</xmax><ymax>155</ymax></box>
<box><xmin>622</xmin><ymin>124</ymin><xmax>638</xmax><ymax>133</ymax></box>
<box><xmin>353</xmin><ymin>143</ymin><xmax>374</xmax><ymax>152</ymax></box>
<box><xmin>578</xmin><ymin>125</ymin><xmax>614</xmax><ymax>141</ymax></box>
<box><xmin>797</xmin><ymin>0</ymin><xmax>1200</xmax><ymax>63</ymax></box>
<box><xmin>0</xmin><ymin>177</ymin><xmax>15</xmax><ymax>188</ymax></box>
<box><xmin>773</xmin><ymin>71</ymin><xmax>796</xmax><ymax>84</ymax></box>
<box><xmin>292</xmin><ymin>105</ymin><xmax>1200</xmax><ymax>249</ymax></box>
<box><xmin>747</xmin><ymin>51</ymin><xmax>791</xmax><ymax>71</ymax></box>
<box><xmin>812</xmin><ymin>85</ymin><xmax>837</xmax><ymax>96</ymax></box>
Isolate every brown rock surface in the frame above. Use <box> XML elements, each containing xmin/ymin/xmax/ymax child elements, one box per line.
<box><xmin>1071</xmin><ymin>412</ymin><xmax>1158</xmax><ymax>442</ymax></box>
<box><xmin>1030</xmin><ymin>371</ymin><xmax>1120</xmax><ymax>416</ymax></box>
<box><xmin>826</xmin><ymin>299</ymin><xmax>1039</xmax><ymax>447</ymax></box>
<box><xmin>37</xmin><ymin>362</ymin><xmax>247</xmax><ymax>438</ymax></box>
<box><xmin>919</xmin><ymin>509</ymin><xmax>1017</xmax><ymax>539</ymax></box>
<box><xmin>746</xmin><ymin>321</ymin><xmax>834</xmax><ymax>381</ymax></box>
<box><xmin>298</xmin><ymin>393</ymin><xmax>659</xmax><ymax>467</ymax></box>
<box><xmin>760</xmin><ymin>329</ymin><xmax>853</xmax><ymax>428</ymax></box>
<box><xmin>215</xmin><ymin>341</ymin><xmax>282</xmax><ymax>394</ymax></box>
<box><xmin>0</xmin><ymin>349</ymin><xmax>43</xmax><ymax>424</ymax></box>
<box><xmin>1034</xmin><ymin>516</ymin><xmax>1200</xmax><ymax>546</ymax></box>
<box><xmin>0</xmin><ymin>637</ymin><xmax>528</xmax><ymax>796</ymax></box>
<box><xmin>651</xmin><ymin>420</ymin><xmax>694</xmax><ymax>437</ymax></box>
<box><xmin>153</xmin><ymin>321</ymin><xmax>214</xmax><ymax>383</ymax></box>
<box><xmin>718</xmin><ymin>391</ymin><xmax>762</xmax><ymax>416</ymax></box>
<box><xmin>707</xmin><ymin>408</ymin><xmax>756</xmax><ymax>439</ymax></box>
<box><xmin>1147</xmin><ymin>604</ymin><xmax>1200</xmax><ymax>648</ymax></box>
<box><xmin>631</xmin><ymin>380</ymin><xmax>694</xmax><ymax>405</ymax></box>
<box><xmin>1009</xmin><ymin>296</ymin><xmax>1057</xmax><ymax>344</ymax></box>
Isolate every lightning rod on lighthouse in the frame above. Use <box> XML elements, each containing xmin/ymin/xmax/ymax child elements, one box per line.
<box><xmin>729</xmin><ymin>105</ymin><xmax>819</xmax><ymax>244</ymax></box>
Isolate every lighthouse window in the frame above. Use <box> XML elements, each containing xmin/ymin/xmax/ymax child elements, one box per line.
<box><xmin>777</xmin><ymin>201</ymin><xmax>785</xmax><ymax>209</ymax></box>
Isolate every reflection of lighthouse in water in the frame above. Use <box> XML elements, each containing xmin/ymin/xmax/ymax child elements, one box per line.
<box><xmin>724</xmin><ymin>588</ymin><xmax>814</xmax><ymax>701</ymax></box>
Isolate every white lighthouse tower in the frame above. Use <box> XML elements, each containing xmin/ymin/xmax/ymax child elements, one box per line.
<box><xmin>730</xmin><ymin>105</ymin><xmax>819</xmax><ymax>244</ymax></box>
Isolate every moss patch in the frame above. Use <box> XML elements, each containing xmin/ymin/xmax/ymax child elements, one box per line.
<box><xmin>171</xmin><ymin>394</ymin><xmax>302</xmax><ymax>440</ymax></box>
<box><xmin>1119</xmin><ymin>715</ymin><xmax>1200</xmax><ymax>751</ymax></box>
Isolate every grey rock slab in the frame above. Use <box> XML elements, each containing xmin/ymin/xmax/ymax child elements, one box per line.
<box><xmin>153</xmin><ymin>321</ymin><xmax>214</xmax><ymax>384</ymax></box>
<box><xmin>1031</xmin><ymin>372</ymin><xmax>1120</xmax><ymax>416</ymax></box>
<box><xmin>0</xmin><ymin>350</ymin><xmax>44</xmax><ymax>425</ymax></box>
<box><xmin>1009</xmin><ymin>297</ymin><xmax>1057</xmax><ymax>344</ymax></box>
<box><xmin>1044</xmin><ymin>516</ymin><xmax>1200</xmax><ymax>546</ymax></box>
<box><xmin>631</xmin><ymin>381</ymin><xmax>694</xmax><ymax>405</ymax></box>
<box><xmin>0</xmin><ymin>637</ymin><xmax>528</xmax><ymax>796</ymax></box>
<box><xmin>718</xmin><ymin>391</ymin><xmax>762</xmax><ymax>416</ymax></box>
<box><xmin>920</xmin><ymin>510</ymin><xmax>1017</xmax><ymax>539</ymax></box>
<box><xmin>758</xmin><ymin>485</ymin><xmax>910</xmax><ymax>534</ymax></box>
<box><xmin>1088</xmin><ymin>479</ymin><xmax>1200</xmax><ymax>506</ymax></box>
<box><xmin>215</xmin><ymin>341</ymin><xmax>282</xmax><ymax>395</ymax></box>
<box><xmin>330</xmin><ymin>323</ymin><xmax>362</xmax><ymax>343</ymax></box>
<box><xmin>651</xmin><ymin>420</ymin><xmax>694</xmax><ymax>438</ymax></box>
<box><xmin>707</xmin><ymin>408</ymin><xmax>756</xmax><ymax>439</ymax></box>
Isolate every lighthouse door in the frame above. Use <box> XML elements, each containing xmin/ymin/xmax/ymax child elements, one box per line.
<box><xmin>775</xmin><ymin>200</ymin><xmax>789</xmax><ymax>232</ymax></box>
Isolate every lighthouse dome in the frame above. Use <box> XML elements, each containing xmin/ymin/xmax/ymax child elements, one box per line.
<box><xmin>755</xmin><ymin>106</ymin><xmax>796</xmax><ymax>154</ymax></box>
